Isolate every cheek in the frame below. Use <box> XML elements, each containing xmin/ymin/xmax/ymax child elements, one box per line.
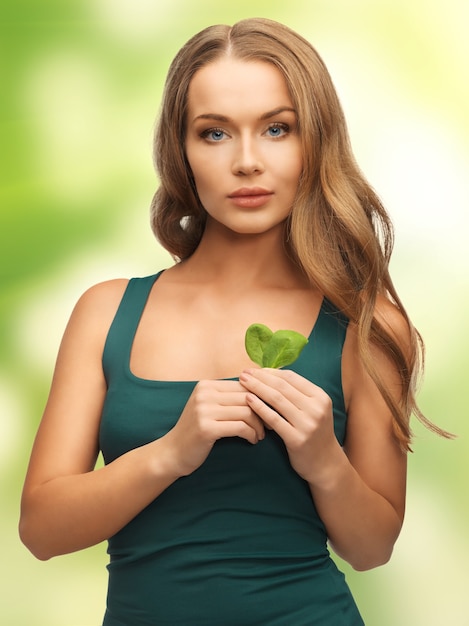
<box><xmin>286</xmin><ymin>153</ymin><xmax>303</xmax><ymax>188</ymax></box>
<box><xmin>186</xmin><ymin>148</ymin><xmax>218</xmax><ymax>186</ymax></box>
<box><xmin>190</xmin><ymin>168</ymin><xmax>212</xmax><ymax>196</ymax></box>
<box><xmin>187</xmin><ymin>164</ymin><xmax>216</xmax><ymax>209</ymax></box>
<box><xmin>281</xmin><ymin>142</ymin><xmax>303</xmax><ymax>181</ymax></box>
<box><xmin>185</xmin><ymin>153</ymin><xmax>205</xmax><ymax>190</ymax></box>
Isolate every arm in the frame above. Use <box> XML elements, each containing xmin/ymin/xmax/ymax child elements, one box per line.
<box><xmin>19</xmin><ymin>280</ymin><xmax>180</xmax><ymax>560</ymax></box>
<box><xmin>20</xmin><ymin>281</ymin><xmax>264</xmax><ymax>561</ymax></box>
<box><xmin>239</xmin><ymin>296</ymin><xmax>408</xmax><ymax>571</ymax></box>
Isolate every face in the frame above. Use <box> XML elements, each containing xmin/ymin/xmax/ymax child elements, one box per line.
<box><xmin>184</xmin><ymin>57</ymin><xmax>303</xmax><ymax>237</ymax></box>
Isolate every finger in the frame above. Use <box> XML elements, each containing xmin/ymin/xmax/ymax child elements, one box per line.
<box><xmin>203</xmin><ymin>379</ymin><xmax>253</xmax><ymax>393</ymax></box>
<box><xmin>239</xmin><ymin>370</ymin><xmax>302</xmax><ymax>417</ymax></box>
<box><xmin>211</xmin><ymin>418</ymin><xmax>264</xmax><ymax>445</ymax></box>
<box><xmin>195</xmin><ymin>380</ymin><xmax>257</xmax><ymax>406</ymax></box>
<box><xmin>207</xmin><ymin>404</ymin><xmax>265</xmax><ymax>441</ymax></box>
<box><xmin>246</xmin><ymin>368</ymin><xmax>318</xmax><ymax>397</ymax></box>
<box><xmin>193</xmin><ymin>381</ymin><xmax>254</xmax><ymax>408</ymax></box>
<box><xmin>245</xmin><ymin>392</ymin><xmax>292</xmax><ymax>440</ymax></box>
<box><xmin>232</xmin><ymin>408</ymin><xmax>266</xmax><ymax>442</ymax></box>
<box><xmin>216</xmin><ymin>392</ymin><xmax>257</xmax><ymax>407</ymax></box>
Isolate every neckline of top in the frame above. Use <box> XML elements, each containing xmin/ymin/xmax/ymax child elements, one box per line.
<box><xmin>124</xmin><ymin>270</ymin><xmax>326</xmax><ymax>385</ymax></box>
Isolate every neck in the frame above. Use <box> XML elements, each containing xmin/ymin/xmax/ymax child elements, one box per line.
<box><xmin>177</xmin><ymin>220</ymin><xmax>308</xmax><ymax>289</ymax></box>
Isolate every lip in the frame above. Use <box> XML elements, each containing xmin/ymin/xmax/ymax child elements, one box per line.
<box><xmin>228</xmin><ymin>187</ymin><xmax>274</xmax><ymax>208</ymax></box>
<box><xmin>228</xmin><ymin>187</ymin><xmax>273</xmax><ymax>198</ymax></box>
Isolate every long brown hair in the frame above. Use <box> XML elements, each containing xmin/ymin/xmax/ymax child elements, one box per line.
<box><xmin>150</xmin><ymin>17</ymin><xmax>451</xmax><ymax>450</ymax></box>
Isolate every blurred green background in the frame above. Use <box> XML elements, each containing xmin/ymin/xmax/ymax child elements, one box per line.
<box><xmin>1</xmin><ymin>0</ymin><xmax>468</xmax><ymax>624</ymax></box>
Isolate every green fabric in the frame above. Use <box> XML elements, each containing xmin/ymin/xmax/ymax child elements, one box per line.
<box><xmin>99</xmin><ymin>273</ymin><xmax>364</xmax><ymax>625</ymax></box>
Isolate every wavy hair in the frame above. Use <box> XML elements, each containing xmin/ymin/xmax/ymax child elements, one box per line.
<box><xmin>150</xmin><ymin>17</ymin><xmax>451</xmax><ymax>450</ymax></box>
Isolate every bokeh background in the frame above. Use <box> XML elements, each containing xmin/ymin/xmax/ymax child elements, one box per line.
<box><xmin>1</xmin><ymin>0</ymin><xmax>468</xmax><ymax>624</ymax></box>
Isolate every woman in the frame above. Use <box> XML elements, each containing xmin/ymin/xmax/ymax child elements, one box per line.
<box><xmin>19</xmin><ymin>18</ymin><xmax>447</xmax><ymax>625</ymax></box>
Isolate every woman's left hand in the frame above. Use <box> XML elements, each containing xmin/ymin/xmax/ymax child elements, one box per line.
<box><xmin>239</xmin><ymin>368</ymin><xmax>343</xmax><ymax>486</ymax></box>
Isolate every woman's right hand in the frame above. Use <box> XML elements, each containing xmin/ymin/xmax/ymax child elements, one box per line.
<box><xmin>164</xmin><ymin>379</ymin><xmax>265</xmax><ymax>477</ymax></box>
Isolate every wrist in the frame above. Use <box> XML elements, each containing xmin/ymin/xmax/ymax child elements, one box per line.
<box><xmin>305</xmin><ymin>444</ymin><xmax>351</xmax><ymax>493</ymax></box>
<box><xmin>144</xmin><ymin>437</ymin><xmax>184</xmax><ymax>485</ymax></box>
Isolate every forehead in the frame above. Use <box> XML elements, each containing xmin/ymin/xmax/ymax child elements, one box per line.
<box><xmin>186</xmin><ymin>57</ymin><xmax>294</xmax><ymax>118</ymax></box>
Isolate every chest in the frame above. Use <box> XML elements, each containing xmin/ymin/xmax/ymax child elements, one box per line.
<box><xmin>129</xmin><ymin>285</ymin><xmax>321</xmax><ymax>381</ymax></box>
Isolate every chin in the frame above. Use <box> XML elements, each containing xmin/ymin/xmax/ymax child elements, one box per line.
<box><xmin>205</xmin><ymin>214</ymin><xmax>288</xmax><ymax>239</ymax></box>
<box><xmin>226</xmin><ymin>224</ymin><xmax>283</xmax><ymax>238</ymax></box>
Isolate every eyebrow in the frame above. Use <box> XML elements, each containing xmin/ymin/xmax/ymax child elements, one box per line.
<box><xmin>192</xmin><ymin>106</ymin><xmax>297</xmax><ymax>123</ymax></box>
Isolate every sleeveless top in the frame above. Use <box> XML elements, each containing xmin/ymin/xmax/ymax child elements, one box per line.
<box><xmin>99</xmin><ymin>272</ymin><xmax>364</xmax><ymax>625</ymax></box>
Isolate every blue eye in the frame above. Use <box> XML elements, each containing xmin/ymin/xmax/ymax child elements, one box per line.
<box><xmin>267</xmin><ymin>124</ymin><xmax>288</xmax><ymax>138</ymax></box>
<box><xmin>202</xmin><ymin>128</ymin><xmax>226</xmax><ymax>142</ymax></box>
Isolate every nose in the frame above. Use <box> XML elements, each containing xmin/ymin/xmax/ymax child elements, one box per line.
<box><xmin>231</xmin><ymin>134</ymin><xmax>265</xmax><ymax>176</ymax></box>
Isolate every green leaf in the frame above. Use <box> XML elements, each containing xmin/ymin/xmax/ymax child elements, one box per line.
<box><xmin>245</xmin><ymin>323</ymin><xmax>273</xmax><ymax>367</ymax></box>
<box><xmin>245</xmin><ymin>324</ymin><xmax>308</xmax><ymax>368</ymax></box>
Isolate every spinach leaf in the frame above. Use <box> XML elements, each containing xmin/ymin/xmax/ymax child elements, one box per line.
<box><xmin>245</xmin><ymin>324</ymin><xmax>308</xmax><ymax>368</ymax></box>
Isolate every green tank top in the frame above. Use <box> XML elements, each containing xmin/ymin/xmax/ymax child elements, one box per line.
<box><xmin>99</xmin><ymin>272</ymin><xmax>364</xmax><ymax>625</ymax></box>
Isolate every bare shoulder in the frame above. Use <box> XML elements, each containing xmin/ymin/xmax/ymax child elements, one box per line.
<box><xmin>75</xmin><ymin>278</ymin><xmax>129</xmax><ymax>314</ymax></box>
<box><xmin>68</xmin><ymin>278</ymin><xmax>129</xmax><ymax>334</ymax></box>
<box><xmin>54</xmin><ymin>278</ymin><xmax>130</xmax><ymax>368</ymax></box>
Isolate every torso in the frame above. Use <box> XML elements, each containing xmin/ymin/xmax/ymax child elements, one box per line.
<box><xmin>99</xmin><ymin>272</ymin><xmax>360</xmax><ymax>625</ymax></box>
